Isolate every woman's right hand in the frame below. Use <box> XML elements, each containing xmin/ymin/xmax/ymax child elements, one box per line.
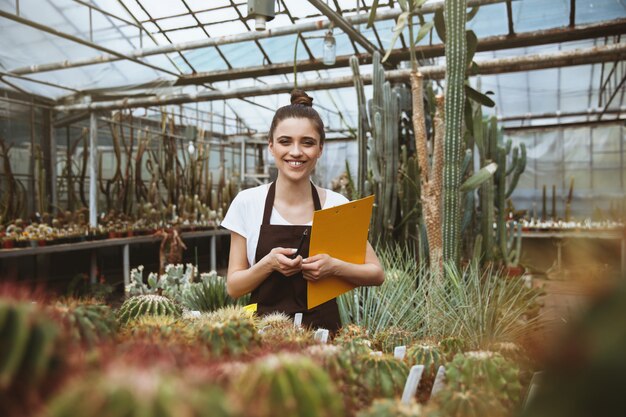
<box><xmin>264</xmin><ymin>247</ymin><xmax>302</xmax><ymax>277</ymax></box>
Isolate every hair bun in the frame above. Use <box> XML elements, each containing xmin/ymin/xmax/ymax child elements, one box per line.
<box><xmin>290</xmin><ymin>89</ymin><xmax>313</xmax><ymax>107</ymax></box>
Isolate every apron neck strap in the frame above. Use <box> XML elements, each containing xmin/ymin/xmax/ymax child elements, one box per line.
<box><xmin>262</xmin><ymin>181</ymin><xmax>322</xmax><ymax>225</ymax></box>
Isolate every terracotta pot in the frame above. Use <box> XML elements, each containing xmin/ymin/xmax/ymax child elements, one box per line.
<box><xmin>2</xmin><ymin>240</ymin><xmax>14</xmax><ymax>249</ymax></box>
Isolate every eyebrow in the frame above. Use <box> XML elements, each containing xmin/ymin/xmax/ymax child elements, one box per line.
<box><xmin>276</xmin><ymin>135</ymin><xmax>318</xmax><ymax>141</ymax></box>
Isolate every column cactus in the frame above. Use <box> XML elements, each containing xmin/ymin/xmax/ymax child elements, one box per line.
<box><xmin>442</xmin><ymin>0</ymin><xmax>468</xmax><ymax>266</ymax></box>
<box><xmin>350</xmin><ymin>51</ymin><xmax>401</xmax><ymax>243</ymax></box>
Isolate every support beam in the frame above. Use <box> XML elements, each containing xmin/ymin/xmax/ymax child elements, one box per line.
<box><xmin>175</xmin><ymin>19</ymin><xmax>626</xmax><ymax>85</ymax></box>
<box><xmin>89</xmin><ymin>112</ymin><xmax>98</xmax><ymax>227</ymax></box>
<box><xmin>8</xmin><ymin>0</ymin><xmax>505</xmax><ymax>76</ymax></box>
<box><xmin>307</xmin><ymin>0</ymin><xmax>380</xmax><ymax>55</ymax></box>
<box><xmin>498</xmin><ymin>108</ymin><xmax>626</xmax><ymax>122</ymax></box>
<box><xmin>503</xmin><ymin>117</ymin><xmax>625</xmax><ymax>132</ymax></box>
<box><xmin>54</xmin><ymin>43</ymin><xmax>626</xmax><ymax>112</ymax></box>
<box><xmin>0</xmin><ymin>9</ymin><xmax>178</xmax><ymax>77</ymax></box>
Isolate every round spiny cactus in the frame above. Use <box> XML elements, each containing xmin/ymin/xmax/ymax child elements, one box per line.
<box><xmin>373</xmin><ymin>327</ymin><xmax>416</xmax><ymax>354</ymax></box>
<box><xmin>446</xmin><ymin>351</ymin><xmax>522</xmax><ymax>410</ymax></box>
<box><xmin>306</xmin><ymin>344</ymin><xmax>361</xmax><ymax>409</ymax></box>
<box><xmin>44</xmin><ymin>365</ymin><xmax>234</xmax><ymax>417</ymax></box>
<box><xmin>233</xmin><ymin>353</ymin><xmax>344</xmax><ymax>417</ymax></box>
<box><xmin>257</xmin><ymin>312</ymin><xmax>292</xmax><ymax>330</ymax></box>
<box><xmin>53</xmin><ymin>301</ymin><xmax>117</xmax><ymax>346</ymax></box>
<box><xmin>438</xmin><ymin>337</ymin><xmax>467</xmax><ymax>361</ymax></box>
<box><xmin>360</xmin><ymin>354</ymin><xmax>409</xmax><ymax>400</ymax></box>
<box><xmin>191</xmin><ymin>306</ymin><xmax>259</xmax><ymax>356</ymax></box>
<box><xmin>120</xmin><ymin>315</ymin><xmax>190</xmax><ymax>343</ymax></box>
<box><xmin>434</xmin><ymin>386</ymin><xmax>507</xmax><ymax>417</ymax></box>
<box><xmin>357</xmin><ymin>398</ymin><xmax>423</xmax><ymax>417</ymax></box>
<box><xmin>489</xmin><ymin>341</ymin><xmax>529</xmax><ymax>366</ymax></box>
<box><xmin>0</xmin><ymin>298</ymin><xmax>65</xmax><ymax>402</ymax></box>
<box><xmin>117</xmin><ymin>294</ymin><xmax>182</xmax><ymax>325</ymax></box>
<box><xmin>335</xmin><ymin>324</ymin><xmax>370</xmax><ymax>343</ymax></box>
<box><xmin>406</xmin><ymin>344</ymin><xmax>444</xmax><ymax>380</ymax></box>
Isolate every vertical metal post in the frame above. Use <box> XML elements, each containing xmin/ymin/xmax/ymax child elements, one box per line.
<box><xmin>48</xmin><ymin>110</ymin><xmax>57</xmax><ymax>212</ymax></box>
<box><xmin>90</xmin><ymin>251</ymin><xmax>97</xmax><ymax>284</ymax></box>
<box><xmin>89</xmin><ymin>112</ymin><xmax>98</xmax><ymax>227</ymax></box>
<box><xmin>210</xmin><ymin>234</ymin><xmax>216</xmax><ymax>271</ymax></box>
<box><xmin>240</xmin><ymin>136</ymin><xmax>246</xmax><ymax>184</ymax></box>
<box><xmin>123</xmin><ymin>243</ymin><xmax>130</xmax><ymax>291</ymax></box>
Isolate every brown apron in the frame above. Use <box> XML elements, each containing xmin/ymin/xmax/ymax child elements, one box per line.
<box><xmin>252</xmin><ymin>181</ymin><xmax>341</xmax><ymax>333</ymax></box>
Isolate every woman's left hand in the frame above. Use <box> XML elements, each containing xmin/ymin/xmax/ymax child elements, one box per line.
<box><xmin>301</xmin><ymin>254</ymin><xmax>337</xmax><ymax>282</ymax></box>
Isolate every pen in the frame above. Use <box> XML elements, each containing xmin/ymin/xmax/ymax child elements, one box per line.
<box><xmin>290</xmin><ymin>229</ymin><xmax>309</xmax><ymax>259</ymax></box>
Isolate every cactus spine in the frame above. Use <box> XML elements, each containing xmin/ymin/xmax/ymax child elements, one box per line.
<box><xmin>117</xmin><ymin>294</ymin><xmax>182</xmax><ymax>325</ymax></box>
<box><xmin>442</xmin><ymin>0</ymin><xmax>468</xmax><ymax>266</ymax></box>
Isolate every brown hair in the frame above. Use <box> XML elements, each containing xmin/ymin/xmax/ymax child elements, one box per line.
<box><xmin>268</xmin><ymin>89</ymin><xmax>325</xmax><ymax>145</ymax></box>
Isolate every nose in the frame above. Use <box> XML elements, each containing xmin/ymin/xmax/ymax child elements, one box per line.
<box><xmin>289</xmin><ymin>142</ymin><xmax>303</xmax><ymax>156</ymax></box>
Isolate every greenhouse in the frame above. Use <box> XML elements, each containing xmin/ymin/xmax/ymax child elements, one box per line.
<box><xmin>0</xmin><ymin>0</ymin><xmax>625</xmax><ymax>416</ymax></box>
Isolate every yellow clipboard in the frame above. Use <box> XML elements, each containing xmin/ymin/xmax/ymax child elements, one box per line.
<box><xmin>307</xmin><ymin>195</ymin><xmax>375</xmax><ymax>309</ymax></box>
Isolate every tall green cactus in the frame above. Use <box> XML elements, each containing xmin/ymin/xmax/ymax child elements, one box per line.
<box><xmin>350</xmin><ymin>51</ymin><xmax>401</xmax><ymax>243</ymax></box>
<box><xmin>442</xmin><ymin>0</ymin><xmax>468</xmax><ymax>266</ymax></box>
<box><xmin>475</xmin><ymin>113</ymin><xmax>527</xmax><ymax>265</ymax></box>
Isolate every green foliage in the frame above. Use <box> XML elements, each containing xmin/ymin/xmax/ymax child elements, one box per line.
<box><xmin>117</xmin><ymin>294</ymin><xmax>182</xmax><ymax>325</ymax></box>
<box><xmin>421</xmin><ymin>263</ymin><xmax>542</xmax><ymax>348</ymax></box>
<box><xmin>183</xmin><ymin>271</ymin><xmax>250</xmax><ymax>312</ymax></box>
<box><xmin>446</xmin><ymin>351</ymin><xmax>522</xmax><ymax>410</ymax></box>
<box><xmin>233</xmin><ymin>353</ymin><xmax>345</xmax><ymax>417</ymax></box>
<box><xmin>338</xmin><ymin>245</ymin><xmax>425</xmax><ymax>335</ymax></box>
<box><xmin>44</xmin><ymin>365</ymin><xmax>234</xmax><ymax>417</ymax></box>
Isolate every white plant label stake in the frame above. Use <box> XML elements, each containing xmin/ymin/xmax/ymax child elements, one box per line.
<box><xmin>401</xmin><ymin>365</ymin><xmax>425</xmax><ymax>405</ymax></box>
<box><xmin>394</xmin><ymin>346</ymin><xmax>407</xmax><ymax>360</ymax></box>
<box><xmin>369</xmin><ymin>351</ymin><xmax>383</xmax><ymax>357</ymax></box>
<box><xmin>293</xmin><ymin>312</ymin><xmax>303</xmax><ymax>327</ymax></box>
<box><xmin>314</xmin><ymin>328</ymin><xmax>329</xmax><ymax>343</ymax></box>
<box><xmin>430</xmin><ymin>365</ymin><xmax>446</xmax><ymax>397</ymax></box>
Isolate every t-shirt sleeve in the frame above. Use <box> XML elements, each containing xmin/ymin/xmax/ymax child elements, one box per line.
<box><xmin>325</xmin><ymin>189</ymin><xmax>350</xmax><ymax>207</ymax></box>
<box><xmin>220</xmin><ymin>192</ymin><xmax>248</xmax><ymax>238</ymax></box>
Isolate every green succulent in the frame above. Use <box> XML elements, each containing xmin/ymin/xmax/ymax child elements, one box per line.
<box><xmin>359</xmin><ymin>354</ymin><xmax>410</xmax><ymax>400</ymax></box>
<box><xmin>117</xmin><ymin>294</ymin><xmax>182</xmax><ymax>325</ymax></box>
<box><xmin>433</xmin><ymin>386</ymin><xmax>507</xmax><ymax>417</ymax></box>
<box><xmin>438</xmin><ymin>337</ymin><xmax>467</xmax><ymax>361</ymax></box>
<box><xmin>357</xmin><ymin>398</ymin><xmax>424</xmax><ymax>417</ymax></box>
<box><xmin>446</xmin><ymin>351</ymin><xmax>522</xmax><ymax>410</ymax></box>
<box><xmin>406</xmin><ymin>344</ymin><xmax>444</xmax><ymax>380</ymax></box>
<box><xmin>44</xmin><ymin>365</ymin><xmax>234</xmax><ymax>417</ymax></box>
<box><xmin>373</xmin><ymin>327</ymin><xmax>416</xmax><ymax>354</ymax></box>
<box><xmin>191</xmin><ymin>306</ymin><xmax>259</xmax><ymax>356</ymax></box>
<box><xmin>233</xmin><ymin>353</ymin><xmax>345</xmax><ymax>417</ymax></box>
<box><xmin>53</xmin><ymin>301</ymin><xmax>117</xmax><ymax>346</ymax></box>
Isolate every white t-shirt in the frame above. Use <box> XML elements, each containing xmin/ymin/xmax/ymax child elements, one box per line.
<box><xmin>221</xmin><ymin>183</ymin><xmax>349</xmax><ymax>267</ymax></box>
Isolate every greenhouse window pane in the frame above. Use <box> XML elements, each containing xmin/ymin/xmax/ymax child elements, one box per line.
<box><xmin>513</xmin><ymin>0</ymin><xmax>569</xmax><ymax>32</ymax></box>
<box><xmin>575</xmin><ymin>0</ymin><xmax>626</xmax><ymax>24</ymax></box>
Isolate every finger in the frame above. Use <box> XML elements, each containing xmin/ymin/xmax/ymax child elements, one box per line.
<box><xmin>302</xmin><ymin>254</ymin><xmax>323</xmax><ymax>263</ymax></box>
<box><xmin>275</xmin><ymin>247</ymin><xmax>297</xmax><ymax>256</ymax></box>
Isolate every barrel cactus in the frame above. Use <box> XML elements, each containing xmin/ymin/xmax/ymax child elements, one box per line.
<box><xmin>258</xmin><ymin>313</ymin><xmax>315</xmax><ymax>349</ymax></box>
<box><xmin>438</xmin><ymin>337</ymin><xmax>467</xmax><ymax>361</ymax></box>
<box><xmin>0</xmin><ymin>298</ymin><xmax>65</xmax><ymax>408</ymax></box>
<box><xmin>357</xmin><ymin>398</ymin><xmax>423</xmax><ymax>417</ymax></box>
<box><xmin>120</xmin><ymin>315</ymin><xmax>190</xmax><ymax>343</ymax></box>
<box><xmin>446</xmin><ymin>351</ymin><xmax>522</xmax><ymax>409</ymax></box>
<box><xmin>192</xmin><ymin>306</ymin><xmax>259</xmax><ymax>356</ymax></box>
<box><xmin>233</xmin><ymin>353</ymin><xmax>345</xmax><ymax>417</ymax></box>
<box><xmin>434</xmin><ymin>386</ymin><xmax>507</xmax><ymax>417</ymax></box>
<box><xmin>44</xmin><ymin>365</ymin><xmax>234</xmax><ymax>417</ymax></box>
<box><xmin>373</xmin><ymin>327</ymin><xmax>416</xmax><ymax>354</ymax></box>
<box><xmin>117</xmin><ymin>294</ymin><xmax>182</xmax><ymax>325</ymax></box>
<box><xmin>406</xmin><ymin>344</ymin><xmax>444</xmax><ymax>380</ymax></box>
<box><xmin>360</xmin><ymin>354</ymin><xmax>409</xmax><ymax>400</ymax></box>
<box><xmin>52</xmin><ymin>300</ymin><xmax>117</xmax><ymax>346</ymax></box>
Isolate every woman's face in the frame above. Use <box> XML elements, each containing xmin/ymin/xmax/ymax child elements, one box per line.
<box><xmin>269</xmin><ymin>117</ymin><xmax>323</xmax><ymax>183</ymax></box>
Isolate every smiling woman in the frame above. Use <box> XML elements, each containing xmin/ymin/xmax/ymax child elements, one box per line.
<box><xmin>220</xmin><ymin>89</ymin><xmax>384</xmax><ymax>333</ymax></box>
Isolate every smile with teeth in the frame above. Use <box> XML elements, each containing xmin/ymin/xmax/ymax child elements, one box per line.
<box><xmin>286</xmin><ymin>160</ymin><xmax>305</xmax><ymax>167</ymax></box>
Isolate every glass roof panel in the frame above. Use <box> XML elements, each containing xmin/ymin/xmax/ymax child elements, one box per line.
<box><xmin>258</xmin><ymin>34</ymin><xmax>309</xmax><ymax>63</ymax></box>
<box><xmin>513</xmin><ymin>0</ymin><xmax>569</xmax><ymax>32</ymax></box>
<box><xmin>156</xmin><ymin>14</ymin><xmax>199</xmax><ymax>31</ymax></box>
<box><xmin>214</xmin><ymin>40</ymin><xmax>266</xmax><ymax>68</ymax></box>
<box><xmin>575</xmin><ymin>0</ymin><xmax>626</xmax><ymax>24</ymax></box>
<box><xmin>184</xmin><ymin>47</ymin><xmax>231</xmax><ymax>72</ymax></box>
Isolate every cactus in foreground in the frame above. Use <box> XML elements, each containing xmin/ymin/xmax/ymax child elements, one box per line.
<box><xmin>438</xmin><ymin>336</ymin><xmax>467</xmax><ymax>361</ymax></box>
<box><xmin>44</xmin><ymin>365</ymin><xmax>234</xmax><ymax>417</ymax></box>
<box><xmin>373</xmin><ymin>327</ymin><xmax>416</xmax><ymax>354</ymax></box>
<box><xmin>357</xmin><ymin>398</ymin><xmax>423</xmax><ymax>417</ymax></box>
<box><xmin>117</xmin><ymin>294</ymin><xmax>182</xmax><ymax>325</ymax></box>
<box><xmin>0</xmin><ymin>298</ymin><xmax>66</xmax><ymax>413</ymax></box>
<box><xmin>406</xmin><ymin>344</ymin><xmax>444</xmax><ymax>380</ymax></box>
<box><xmin>120</xmin><ymin>315</ymin><xmax>190</xmax><ymax>343</ymax></box>
<box><xmin>191</xmin><ymin>306</ymin><xmax>259</xmax><ymax>356</ymax></box>
<box><xmin>257</xmin><ymin>312</ymin><xmax>315</xmax><ymax>349</ymax></box>
<box><xmin>446</xmin><ymin>351</ymin><xmax>522</xmax><ymax>410</ymax></box>
<box><xmin>52</xmin><ymin>301</ymin><xmax>117</xmax><ymax>346</ymax></box>
<box><xmin>434</xmin><ymin>386</ymin><xmax>507</xmax><ymax>417</ymax></box>
<box><xmin>360</xmin><ymin>354</ymin><xmax>409</xmax><ymax>400</ymax></box>
<box><xmin>233</xmin><ymin>353</ymin><xmax>345</xmax><ymax>417</ymax></box>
